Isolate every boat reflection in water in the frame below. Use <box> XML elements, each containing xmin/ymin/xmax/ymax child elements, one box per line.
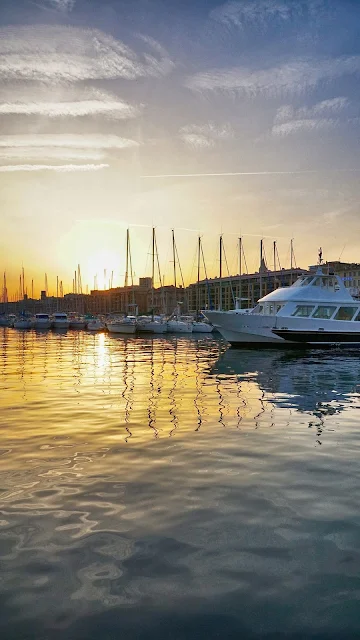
<box><xmin>210</xmin><ymin>347</ymin><xmax>360</xmax><ymax>439</ymax></box>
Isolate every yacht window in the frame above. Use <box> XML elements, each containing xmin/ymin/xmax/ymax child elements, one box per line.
<box><xmin>276</xmin><ymin>304</ymin><xmax>283</xmax><ymax>313</ymax></box>
<box><xmin>291</xmin><ymin>305</ymin><xmax>315</xmax><ymax>318</ymax></box>
<box><xmin>312</xmin><ymin>278</ymin><xmax>320</xmax><ymax>286</ymax></box>
<box><xmin>312</xmin><ymin>305</ymin><xmax>336</xmax><ymax>319</ymax></box>
<box><xmin>259</xmin><ymin>305</ymin><xmax>264</xmax><ymax>314</ymax></box>
<box><xmin>300</xmin><ymin>277</ymin><xmax>313</xmax><ymax>286</ymax></box>
<box><xmin>354</xmin><ymin>310</ymin><xmax>360</xmax><ymax>321</ymax></box>
<box><xmin>334</xmin><ymin>307</ymin><xmax>356</xmax><ymax>321</ymax></box>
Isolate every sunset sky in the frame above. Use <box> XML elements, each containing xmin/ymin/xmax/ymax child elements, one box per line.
<box><xmin>1</xmin><ymin>0</ymin><xmax>360</xmax><ymax>296</ymax></box>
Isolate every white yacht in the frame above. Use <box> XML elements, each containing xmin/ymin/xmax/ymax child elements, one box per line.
<box><xmin>136</xmin><ymin>315</ymin><xmax>168</xmax><ymax>334</ymax></box>
<box><xmin>167</xmin><ymin>305</ymin><xmax>193</xmax><ymax>334</ymax></box>
<box><xmin>204</xmin><ymin>266</ymin><xmax>360</xmax><ymax>348</ymax></box>
<box><xmin>86</xmin><ymin>317</ymin><xmax>105</xmax><ymax>331</ymax></box>
<box><xmin>52</xmin><ymin>312</ymin><xmax>70</xmax><ymax>329</ymax></box>
<box><xmin>107</xmin><ymin>316</ymin><xmax>136</xmax><ymax>334</ymax></box>
<box><xmin>34</xmin><ymin>313</ymin><xmax>52</xmax><ymax>330</ymax></box>
<box><xmin>69</xmin><ymin>315</ymin><xmax>86</xmax><ymax>329</ymax></box>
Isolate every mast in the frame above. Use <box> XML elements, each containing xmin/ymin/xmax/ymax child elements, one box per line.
<box><xmin>172</xmin><ymin>229</ymin><xmax>177</xmax><ymax>291</ymax></box>
<box><xmin>56</xmin><ymin>276</ymin><xmax>59</xmax><ymax>311</ymax></box>
<box><xmin>152</xmin><ymin>227</ymin><xmax>155</xmax><ymax>320</ymax></box>
<box><xmin>238</xmin><ymin>236</ymin><xmax>242</xmax><ymax>310</ymax></box>
<box><xmin>125</xmin><ymin>228</ymin><xmax>129</xmax><ymax>313</ymax></box>
<box><xmin>219</xmin><ymin>235</ymin><xmax>223</xmax><ymax>311</ymax></box>
<box><xmin>273</xmin><ymin>241</ymin><xmax>277</xmax><ymax>290</ymax></box>
<box><xmin>196</xmin><ymin>236</ymin><xmax>201</xmax><ymax>318</ymax></box>
<box><xmin>259</xmin><ymin>239</ymin><xmax>263</xmax><ymax>299</ymax></box>
<box><xmin>31</xmin><ymin>279</ymin><xmax>34</xmax><ymax>300</ymax></box>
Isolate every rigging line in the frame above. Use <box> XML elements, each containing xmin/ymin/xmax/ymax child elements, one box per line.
<box><xmin>223</xmin><ymin>241</ymin><xmax>236</xmax><ymax>307</ymax></box>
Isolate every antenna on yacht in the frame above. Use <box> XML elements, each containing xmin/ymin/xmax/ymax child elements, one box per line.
<box><xmin>318</xmin><ymin>247</ymin><xmax>323</xmax><ymax>265</ymax></box>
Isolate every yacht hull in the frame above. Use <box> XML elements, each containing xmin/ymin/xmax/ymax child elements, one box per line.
<box><xmin>14</xmin><ymin>320</ymin><xmax>32</xmax><ymax>329</ymax></box>
<box><xmin>204</xmin><ymin>310</ymin><xmax>285</xmax><ymax>345</ymax></box>
<box><xmin>34</xmin><ymin>321</ymin><xmax>51</xmax><ymax>330</ymax></box>
<box><xmin>107</xmin><ymin>323</ymin><xmax>136</xmax><ymax>334</ymax></box>
<box><xmin>167</xmin><ymin>321</ymin><xmax>193</xmax><ymax>333</ymax></box>
<box><xmin>192</xmin><ymin>322</ymin><xmax>213</xmax><ymax>333</ymax></box>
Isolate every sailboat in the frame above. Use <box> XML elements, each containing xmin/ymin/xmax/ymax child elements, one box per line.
<box><xmin>137</xmin><ymin>228</ymin><xmax>167</xmax><ymax>334</ymax></box>
<box><xmin>107</xmin><ymin>229</ymin><xmax>136</xmax><ymax>335</ymax></box>
<box><xmin>167</xmin><ymin>230</ymin><xmax>193</xmax><ymax>334</ymax></box>
<box><xmin>192</xmin><ymin>236</ymin><xmax>213</xmax><ymax>333</ymax></box>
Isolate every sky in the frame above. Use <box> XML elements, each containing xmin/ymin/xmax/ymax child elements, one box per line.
<box><xmin>1</xmin><ymin>0</ymin><xmax>360</xmax><ymax>296</ymax></box>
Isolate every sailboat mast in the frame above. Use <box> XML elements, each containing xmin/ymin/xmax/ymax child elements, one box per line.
<box><xmin>152</xmin><ymin>227</ymin><xmax>155</xmax><ymax>320</ymax></box>
<box><xmin>259</xmin><ymin>239</ymin><xmax>263</xmax><ymax>299</ymax></box>
<box><xmin>172</xmin><ymin>229</ymin><xmax>177</xmax><ymax>291</ymax></box>
<box><xmin>219</xmin><ymin>235</ymin><xmax>223</xmax><ymax>311</ymax></box>
<box><xmin>125</xmin><ymin>228</ymin><xmax>129</xmax><ymax>313</ymax></box>
<box><xmin>196</xmin><ymin>236</ymin><xmax>201</xmax><ymax>318</ymax></box>
<box><xmin>56</xmin><ymin>276</ymin><xmax>59</xmax><ymax>311</ymax></box>
<box><xmin>273</xmin><ymin>241</ymin><xmax>277</xmax><ymax>290</ymax></box>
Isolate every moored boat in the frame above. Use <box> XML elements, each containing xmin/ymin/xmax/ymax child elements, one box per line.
<box><xmin>52</xmin><ymin>312</ymin><xmax>70</xmax><ymax>329</ymax></box>
<box><xmin>107</xmin><ymin>316</ymin><xmax>136</xmax><ymax>334</ymax></box>
<box><xmin>204</xmin><ymin>258</ymin><xmax>360</xmax><ymax>348</ymax></box>
<box><xmin>33</xmin><ymin>313</ymin><xmax>51</xmax><ymax>330</ymax></box>
<box><xmin>86</xmin><ymin>317</ymin><xmax>105</xmax><ymax>331</ymax></box>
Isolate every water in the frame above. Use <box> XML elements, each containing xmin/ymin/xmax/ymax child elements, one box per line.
<box><xmin>1</xmin><ymin>329</ymin><xmax>360</xmax><ymax>639</ymax></box>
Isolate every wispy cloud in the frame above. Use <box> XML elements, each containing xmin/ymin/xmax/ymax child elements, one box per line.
<box><xmin>0</xmin><ymin>134</ymin><xmax>139</xmax><ymax>149</ymax></box>
<box><xmin>210</xmin><ymin>0</ymin><xmax>297</xmax><ymax>29</ymax></box>
<box><xmin>272</xmin><ymin>118</ymin><xmax>336</xmax><ymax>136</ymax></box>
<box><xmin>0</xmin><ymin>164</ymin><xmax>108</xmax><ymax>172</ymax></box>
<box><xmin>186</xmin><ymin>57</ymin><xmax>360</xmax><ymax>96</ymax></box>
<box><xmin>0</xmin><ymin>85</ymin><xmax>140</xmax><ymax>119</ymax></box>
<box><xmin>31</xmin><ymin>0</ymin><xmax>76</xmax><ymax>13</ymax></box>
<box><xmin>0</xmin><ymin>148</ymin><xmax>106</xmax><ymax>161</ymax></box>
<box><xmin>0</xmin><ymin>25</ymin><xmax>174</xmax><ymax>83</ymax></box>
<box><xmin>179</xmin><ymin>122</ymin><xmax>233</xmax><ymax>149</ymax></box>
<box><xmin>272</xmin><ymin>97</ymin><xmax>350</xmax><ymax>135</ymax></box>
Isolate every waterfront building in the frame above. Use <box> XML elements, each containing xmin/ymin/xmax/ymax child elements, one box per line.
<box><xmin>187</xmin><ymin>266</ymin><xmax>307</xmax><ymax>312</ymax></box>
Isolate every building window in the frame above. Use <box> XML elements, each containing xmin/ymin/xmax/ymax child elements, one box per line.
<box><xmin>312</xmin><ymin>306</ymin><xmax>336</xmax><ymax>319</ymax></box>
<box><xmin>292</xmin><ymin>305</ymin><xmax>315</xmax><ymax>317</ymax></box>
<box><xmin>334</xmin><ymin>307</ymin><xmax>356</xmax><ymax>321</ymax></box>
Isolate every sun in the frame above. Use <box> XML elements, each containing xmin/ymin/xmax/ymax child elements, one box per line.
<box><xmin>85</xmin><ymin>249</ymin><xmax>122</xmax><ymax>289</ymax></box>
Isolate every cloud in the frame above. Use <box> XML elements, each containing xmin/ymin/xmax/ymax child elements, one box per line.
<box><xmin>31</xmin><ymin>0</ymin><xmax>76</xmax><ymax>12</ymax></box>
<box><xmin>271</xmin><ymin>97</ymin><xmax>350</xmax><ymax>135</ymax></box>
<box><xmin>210</xmin><ymin>0</ymin><xmax>297</xmax><ymax>29</ymax></box>
<box><xmin>179</xmin><ymin>122</ymin><xmax>234</xmax><ymax>149</ymax></box>
<box><xmin>0</xmin><ymin>148</ymin><xmax>106</xmax><ymax>161</ymax></box>
<box><xmin>272</xmin><ymin>118</ymin><xmax>336</xmax><ymax>136</ymax></box>
<box><xmin>0</xmin><ymin>134</ymin><xmax>139</xmax><ymax>149</ymax></box>
<box><xmin>275</xmin><ymin>97</ymin><xmax>350</xmax><ymax>123</ymax></box>
<box><xmin>0</xmin><ymin>85</ymin><xmax>140</xmax><ymax>119</ymax></box>
<box><xmin>0</xmin><ymin>99</ymin><xmax>139</xmax><ymax>119</ymax></box>
<box><xmin>0</xmin><ymin>25</ymin><xmax>174</xmax><ymax>83</ymax></box>
<box><xmin>0</xmin><ymin>164</ymin><xmax>108</xmax><ymax>172</ymax></box>
<box><xmin>186</xmin><ymin>57</ymin><xmax>360</xmax><ymax>96</ymax></box>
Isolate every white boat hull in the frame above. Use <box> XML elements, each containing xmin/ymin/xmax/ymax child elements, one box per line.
<box><xmin>137</xmin><ymin>321</ymin><xmax>167</xmax><ymax>334</ymax></box>
<box><xmin>14</xmin><ymin>319</ymin><xmax>32</xmax><ymax>329</ymax></box>
<box><xmin>192</xmin><ymin>322</ymin><xmax>213</xmax><ymax>333</ymax></box>
<box><xmin>204</xmin><ymin>310</ymin><xmax>285</xmax><ymax>345</ymax></box>
<box><xmin>167</xmin><ymin>320</ymin><xmax>193</xmax><ymax>333</ymax></box>
<box><xmin>87</xmin><ymin>321</ymin><xmax>104</xmax><ymax>331</ymax></box>
<box><xmin>52</xmin><ymin>321</ymin><xmax>70</xmax><ymax>329</ymax></box>
<box><xmin>107</xmin><ymin>323</ymin><xmax>136</xmax><ymax>334</ymax></box>
<box><xmin>70</xmin><ymin>320</ymin><xmax>86</xmax><ymax>329</ymax></box>
<box><xmin>34</xmin><ymin>320</ymin><xmax>52</xmax><ymax>330</ymax></box>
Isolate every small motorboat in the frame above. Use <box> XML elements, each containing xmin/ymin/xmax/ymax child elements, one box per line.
<box><xmin>33</xmin><ymin>313</ymin><xmax>52</xmax><ymax>330</ymax></box>
<box><xmin>52</xmin><ymin>312</ymin><xmax>70</xmax><ymax>329</ymax></box>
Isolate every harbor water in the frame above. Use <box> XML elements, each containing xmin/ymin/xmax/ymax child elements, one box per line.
<box><xmin>1</xmin><ymin>328</ymin><xmax>360</xmax><ymax>638</ymax></box>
